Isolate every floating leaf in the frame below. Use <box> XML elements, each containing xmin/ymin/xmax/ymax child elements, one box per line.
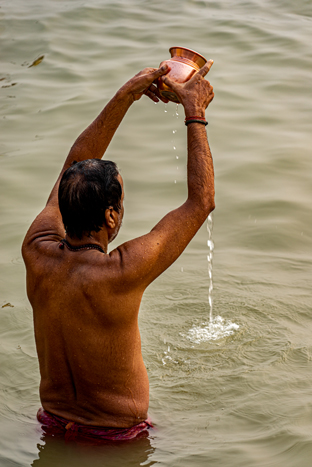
<box><xmin>28</xmin><ymin>55</ymin><xmax>44</xmax><ymax>68</ymax></box>
<box><xmin>2</xmin><ymin>303</ymin><xmax>14</xmax><ymax>308</ymax></box>
<box><xmin>1</xmin><ymin>83</ymin><xmax>17</xmax><ymax>88</ymax></box>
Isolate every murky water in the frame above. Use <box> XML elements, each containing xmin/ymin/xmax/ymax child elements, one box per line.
<box><xmin>1</xmin><ymin>0</ymin><xmax>312</xmax><ymax>465</ymax></box>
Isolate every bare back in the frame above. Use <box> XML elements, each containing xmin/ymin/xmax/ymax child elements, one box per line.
<box><xmin>25</xmin><ymin>238</ymin><xmax>149</xmax><ymax>427</ymax></box>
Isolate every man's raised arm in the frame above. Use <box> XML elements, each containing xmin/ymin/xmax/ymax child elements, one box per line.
<box><xmin>47</xmin><ymin>65</ymin><xmax>170</xmax><ymax>206</ymax></box>
<box><xmin>22</xmin><ymin>66</ymin><xmax>170</xmax><ymax>247</ymax></box>
<box><xmin>116</xmin><ymin>60</ymin><xmax>215</xmax><ymax>289</ymax></box>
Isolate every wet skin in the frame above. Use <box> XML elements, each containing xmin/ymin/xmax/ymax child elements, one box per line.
<box><xmin>22</xmin><ymin>62</ymin><xmax>215</xmax><ymax>427</ymax></box>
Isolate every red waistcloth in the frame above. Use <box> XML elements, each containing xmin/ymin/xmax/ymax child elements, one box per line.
<box><xmin>37</xmin><ymin>407</ymin><xmax>153</xmax><ymax>443</ymax></box>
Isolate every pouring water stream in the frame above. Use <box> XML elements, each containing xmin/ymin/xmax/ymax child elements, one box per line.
<box><xmin>163</xmin><ymin>104</ymin><xmax>239</xmax><ymax>350</ymax></box>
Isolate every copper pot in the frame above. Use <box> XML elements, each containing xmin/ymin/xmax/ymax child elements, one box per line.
<box><xmin>157</xmin><ymin>47</ymin><xmax>207</xmax><ymax>103</ymax></box>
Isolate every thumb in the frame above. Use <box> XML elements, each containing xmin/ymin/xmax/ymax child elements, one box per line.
<box><xmin>162</xmin><ymin>74</ymin><xmax>180</xmax><ymax>92</ymax></box>
<box><xmin>153</xmin><ymin>64</ymin><xmax>170</xmax><ymax>79</ymax></box>
<box><xmin>197</xmin><ymin>59</ymin><xmax>214</xmax><ymax>78</ymax></box>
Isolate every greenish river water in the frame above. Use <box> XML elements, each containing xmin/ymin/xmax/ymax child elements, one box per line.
<box><xmin>1</xmin><ymin>0</ymin><xmax>312</xmax><ymax>465</ymax></box>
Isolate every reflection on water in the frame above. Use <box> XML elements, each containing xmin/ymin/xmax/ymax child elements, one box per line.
<box><xmin>1</xmin><ymin>0</ymin><xmax>312</xmax><ymax>465</ymax></box>
<box><xmin>32</xmin><ymin>433</ymin><xmax>155</xmax><ymax>467</ymax></box>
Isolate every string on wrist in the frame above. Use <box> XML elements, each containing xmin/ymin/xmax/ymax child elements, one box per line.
<box><xmin>185</xmin><ymin>116</ymin><xmax>208</xmax><ymax>126</ymax></box>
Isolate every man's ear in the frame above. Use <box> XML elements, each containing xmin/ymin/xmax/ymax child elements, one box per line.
<box><xmin>105</xmin><ymin>207</ymin><xmax>118</xmax><ymax>229</ymax></box>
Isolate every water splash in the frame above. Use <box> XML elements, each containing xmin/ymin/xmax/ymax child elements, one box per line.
<box><xmin>162</xmin><ymin>343</ymin><xmax>178</xmax><ymax>365</ymax></box>
<box><xmin>207</xmin><ymin>213</ymin><xmax>214</xmax><ymax>322</ymax></box>
<box><xmin>183</xmin><ymin>316</ymin><xmax>239</xmax><ymax>344</ymax></box>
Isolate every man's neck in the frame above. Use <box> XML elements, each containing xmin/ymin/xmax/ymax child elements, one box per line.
<box><xmin>66</xmin><ymin>231</ymin><xmax>108</xmax><ymax>254</ymax></box>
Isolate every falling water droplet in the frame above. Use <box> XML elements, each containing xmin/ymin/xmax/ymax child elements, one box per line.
<box><xmin>174</xmin><ymin>180</ymin><xmax>177</xmax><ymax>184</ymax></box>
<box><xmin>164</xmin><ymin>103</ymin><xmax>168</xmax><ymax>113</ymax></box>
<box><xmin>207</xmin><ymin>213</ymin><xmax>214</xmax><ymax>322</ymax></box>
<box><xmin>176</xmin><ymin>155</ymin><xmax>179</xmax><ymax>160</ymax></box>
<box><xmin>207</xmin><ymin>239</ymin><xmax>214</xmax><ymax>250</ymax></box>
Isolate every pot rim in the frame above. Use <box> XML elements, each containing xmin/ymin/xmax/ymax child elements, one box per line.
<box><xmin>169</xmin><ymin>46</ymin><xmax>207</xmax><ymax>68</ymax></box>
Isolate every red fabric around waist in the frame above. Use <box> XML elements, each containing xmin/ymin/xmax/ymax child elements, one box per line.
<box><xmin>37</xmin><ymin>408</ymin><xmax>153</xmax><ymax>443</ymax></box>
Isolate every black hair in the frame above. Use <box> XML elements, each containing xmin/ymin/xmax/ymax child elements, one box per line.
<box><xmin>58</xmin><ymin>159</ymin><xmax>122</xmax><ymax>239</ymax></box>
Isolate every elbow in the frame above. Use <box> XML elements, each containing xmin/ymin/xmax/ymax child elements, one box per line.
<box><xmin>187</xmin><ymin>190</ymin><xmax>215</xmax><ymax>222</ymax></box>
<box><xmin>192</xmin><ymin>197</ymin><xmax>215</xmax><ymax>224</ymax></box>
<box><xmin>202</xmin><ymin>189</ymin><xmax>215</xmax><ymax>216</ymax></box>
<box><xmin>203</xmin><ymin>198</ymin><xmax>215</xmax><ymax>217</ymax></box>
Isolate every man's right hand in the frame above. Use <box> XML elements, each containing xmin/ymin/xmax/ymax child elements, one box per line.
<box><xmin>120</xmin><ymin>65</ymin><xmax>171</xmax><ymax>104</ymax></box>
<box><xmin>162</xmin><ymin>59</ymin><xmax>214</xmax><ymax>117</ymax></box>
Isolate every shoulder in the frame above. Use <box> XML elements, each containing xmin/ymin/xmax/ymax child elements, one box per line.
<box><xmin>22</xmin><ymin>194</ymin><xmax>65</xmax><ymax>255</ymax></box>
<box><xmin>22</xmin><ymin>235</ymin><xmax>64</xmax><ymax>273</ymax></box>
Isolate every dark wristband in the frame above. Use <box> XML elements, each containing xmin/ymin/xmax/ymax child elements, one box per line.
<box><xmin>185</xmin><ymin>118</ymin><xmax>208</xmax><ymax>126</ymax></box>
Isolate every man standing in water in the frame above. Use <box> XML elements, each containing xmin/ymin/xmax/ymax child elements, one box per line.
<box><xmin>22</xmin><ymin>60</ymin><xmax>214</xmax><ymax>441</ymax></box>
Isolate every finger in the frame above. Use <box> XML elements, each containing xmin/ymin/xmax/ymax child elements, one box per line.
<box><xmin>197</xmin><ymin>59</ymin><xmax>214</xmax><ymax>78</ymax></box>
<box><xmin>152</xmin><ymin>64</ymin><xmax>170</xmax><ymax>79</ymax></box>
<box><xmin>147</xmin><ymin>85</ymin><xmax>169</xmax><ymax>104</ymax></box>
<box><xmin>144</xmin><ymin>88</ymin><xmax>159</xmax><ymax>103</ymax></box>
<box><xmin>162</xmin><ymin>75</ymin><xmax>180</xmax><ymax>92</ymax></box>
<box><xmin>149</xmin><ymin>84</ymin><xmax>170</xmax><ymax>103</ymax></box>
<box><xmin>154</xmin><ymin>88</ymin><xmax>169</xmax><ymax>104</ymax></box>
<box><xmin>148</xmin><ymin>83</ymin><xmax>158</xmax><ymax>93</ymax></box>
<box><xmin>136</xmin><ymin>67</ymin><xmax>157</xmax><ymax>76</ymax></box>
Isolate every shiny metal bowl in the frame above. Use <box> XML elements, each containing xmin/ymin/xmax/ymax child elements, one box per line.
<box><xmin>157</xmin><ymin>47</ymin><xmax>207</xmax><ymax>103</ymax></box>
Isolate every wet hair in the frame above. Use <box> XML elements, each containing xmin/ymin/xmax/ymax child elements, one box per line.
<box><xmin>58</xmin><ymin>159</ymin><xmax>122</xmax><ymax>239</ymax></box>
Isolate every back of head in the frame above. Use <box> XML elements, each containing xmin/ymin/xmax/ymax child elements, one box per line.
<box><xmin>58</xmin><ymin>159</ymin><xmax>122</xmax><ymax>239</ymax></box>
